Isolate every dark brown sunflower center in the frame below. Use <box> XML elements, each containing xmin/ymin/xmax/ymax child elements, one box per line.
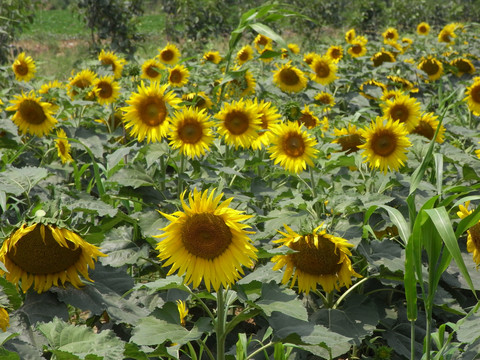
<box><xmin>471</xmin><ymin>86</ymin><xmax>480</xmax><ymax>103</ymax></box>
<box><xmin>385</xmin><ymin>32</ymin><xmax>395</xmax><ymax>40</ymax></box>
<box><xmin>73</xmin><ymin>78</ymin><xmax>91</xmax><ymax>89</ymax></box>
<box><xmin>338</xmin><ymin>134</ymin><xmax>363</xmax><ymax>154</ymax></box>
<box><xmin>291</xmin><ymin>235</ymin><xmax>342</xmax><ymax>276</ymax></box>
<box><xmin>279</xmin><ymin>68</ymin><xmax>300</xmax><ymax>86</ymax></box>
<box><xmin>224</xmin><ymin>110</ymin><xmax>250</xmax><ymax>135</ymax></box>
<box><xmin>390</xmin><ymin>104</ymin><xmax>409</xmax><ymax>123</ymax></box>
<box><xmin>317</xmin><ymin>95</ymin><xmax>331</xmax><ymax>105</ymax></box>
<box><xmin>373</xmin><ymin>52</ymin><xmax>394</xmax><ymax>67</ymax></box>
<box><xmin>454</xmin><ymin>59</ymin><xmax>473</xmax><ymax>74</ymax></box>
<box><xmin>419</xmin><ymin>25</ymin><xmax>427</xmax><ymax>33</ymax></box>
<box><xmin>58</xmin><ymin>140</ymin><xmax>67</xmax><ymax>155</ymax></box>
<box><xmin>169</xmin><ymin>69</ymin><xmax>183</xmax><ymax>84</ymax></box>
<box><xmin>469</xmin><ymin>223</ymin><xmax>480</xmax><ymax>251</ymax></box>
<box><xmin>238</xmin><ymin>50</ymin><xmax>249</xmax><ymax>61</ymax></box>
<box><xmin>330</xmin><ymin>48</ymin><xmax>341</xmax><ymax>59</ymax></box>
<box><xmin>18</xmin><ymin>100</ymin><xmax>47</xmax><ymax>125</ymax></box>
<box><xmin>7</xmin><ymin>224</ymin><xmax>82</xmax><ymax>275</ymax></box>
<box><xmin>181</xmin><ymin>213</ymin><xmax>232</xmax><ymax>259</ymax></box>
<box><xmin>371</xmin><ymin>131</ymin><xmax>397</xmax><ymax>157</ymax></box>
<box><xmin>205</xmin><ymin>54</ymin><xmax>215</xmax><ymax>61</ymax></box>
<box><xmin>257</xmin><ymin>36</ymin><xmax>268</xmax><ymax>46</ymax></box>
<box><xmin>421</xmin><ymin>60</ymin><xmax>439</xmax><ymax>76</ymax></box>
<box><xmin>351</xmin><ymin>44</ymin><xmax>362</xmax><ymax>54</ymax></box>
<box><xmin>161</xmin><ymin>50</ymin><xmax>174</xmax><ymax>62</ymax></box>
<box><xmin>412</xmin><ymin>120</ymin><xmax>434</xmax><ymax>140</ymax></box>
<box><xmin>14</xmin><ymin>63</ymin><xmax>29</xmax><ymax>76</ymax></box>
<box><xmin>441</xmin><ymin>33</ymin><xmax>451</xmax><ymax>43</ymax></box>
<box><xmin>101</xmin><ymin>58</ymin><xmax>116</xmax><ymax>72</ymax></box>
<box><xmin>146</xmin><ymin>66</ymin><xmax>161</xmax><ymax>78</ymax></box>
<box><xmin>194</xmin><ymin>97</ymin><xmax>206</xmax><ymax>109</ymax></box>
<box><xmin>298</xmin><ymin>114</ymin><xmax>316</xmax><ymax>129</ymax></box>
<box><xmin>283</xmin><ymin>133</ymin><xmax>306</xmax><ymax>157</ymax></box>
<box><xmin>140</xmin><ymin>97</ymin><xmax>167</xmax><ymax>126</ymax></box>
<box><xmin>178</xmin><ymin>121</ymin><xmax>203</xmax><ymax>144</ymax></box>
<box><xmin>314</xmin><ymin>62</ymin><xmax>330</xmax><ymax>78</ymax></box>
<box><xmin>97</xmin><ymin>81</ymin><xmax>113</xmax><ymax>99</ymax></box>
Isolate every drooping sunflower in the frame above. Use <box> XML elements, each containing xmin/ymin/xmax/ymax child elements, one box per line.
<box><xmin>12</xmin><ymin>52</ymin><xmax>36</xmax><ymax>82</ymax></box>
<box><xmin>236</xmin><ymin>44</ymin><xmax>254</xmax><ymax>65</ymax></box>
<box><xmin>168</xmin><ymin>106</ymin><xmax>215</xmax><ymax>158</ymax></box>
<box><xmin>347</xmin><ymin>37</ymin><xmax>367</xmax><ymax>58</ymax></box>
<box><xmin>182</xmin><ymin>92</ymin><xmax>213</xmax><ymax>111</ymax></box>
<box><xmin>6</xmin><ymin>91</ymin><xmax>57</xmax><ymax>137</ymax></box>
<box><xmin>272</xmin><ymin>62</ymin><xmax>308</xmax><ymax>93</ymax></box>
<box><xmin>67</xmin><ymin>69</ymin><xmax>98</xmax><ymax>99</ymax></box>
<box><xmin>268</xmin><ymin>121</ymin><xmax>319</xmax><ymax>173</ymax></box>
<box><xmin>332</xmin><ymin>124</ymin><xmax>364</xmax><ymax>154</ymax></box>
<box><xmin>297</xmin><ymin>105</ymin><xmax>319</xmax><ymax>129</ymax></box>
<box><xmin>438</xmin><ymin>23</ymin><xmax>457</xmax><ymax>44</ymax></box>
<box><xmin>381</xmin><ymin>93</ymin><xmax>421</xmax><ymax>132</ymax></box>
<box><xmin>371</xmin><ymin>49</ymin><xmax>396</xmax><ymax>67</ymax></box>
<box><xmin>168</xmin><ymin>64</ymin><xmax>190</xmax><ymax>88</ymax></box>
<box><xmin>387</xmin><ymin>75</ymin><xmax>419</xmax><ymax>93</ymax></box>
<box><xmin>358</xmin><ymin>117</ymin><xmax>412</xmax><ymax>174</ymax></box>
<box><xmin>141</xmin><ymin>58</ymin><xmax>165</xmax><ymax>81</ymax></box>
<box><xmin>382</xmin><ymin>27</ymin><xmax>399</xmax><ymax>43</ymax></box>
<box><xmin>271</xmin><ymin>224</ymin><xmax>361</xmax><ymax>294</ymax></box>
<box><xmin>0</xmin><ymin>308</ymin><xmax>9</xmax><ymax>332</ymax></box>
<box><xmin>98</xmin><ymin>49</ymin><xmax>126</xmax><ymax>79</ymax></box>
<box><xmin>359</xmin><ymin>79</ymin><xmax>387</xmax><ymax>100</ymax></box>
<box><xmin>417</xmin><ymin>22</ymin><xmax>430</xmax><ymax>35</ymax></box>
<box><xmin>122</xmin><ymin>81</ymin><xmax>181</xmax><ymax>143</ymax></box>
<box><xmin>155</xmin><ymin>188</ymin><xmax>257</xmax><ymax>292</ymax></box>
<box><xmin>345</xmin><ymin>28</ymin><xmax>356</xmax><ymax>44</ymax></box>
<box><xmin>94</xmin><ymin>75</ymin><xmax>121</xmax><ymax>105</ymax></box>
<box><xmin>465</xmin><ymin>77</ymin><xmax>480</xmax><ymax>115</ymax></box>
<box><xmin>202</xmin><ymin>50</ymin><xmax>222</xmax><ymax>64</ymax></box>
<box><xmin>410</xmin><ymin>112</ymin><xmax>445</xmax><ymax>143</ymax></box>
<box><xmin>55</xmin><ymin>128</ymin><xmax>73</xmax><ymax>164</ymax></box>
<box><xmin>215</xmin><ymin>99</ymin><xmax>261</xmax><ymax>149</ymax></box>
<box><xmin>457</xmin><ymin>201</ymin><xmax>480</xmax><ymax>266</ymax></box>
<box><xmin>418</xmin><ymin>56</ymin><xmax>444</xmax><ymax>81</ymax></box>
<box><xmin>158</xmin><ymin>43</ymin><xmax>181</xmax><ymax>65</ymax></box>
<box><xmin>247</xmin><ymin>98</ymin><xmax>282</xmax><ymax>151</ymax></box>
<box><xmin>253</xmin><ymin>33</ymin><xmax>272</xmax><ymax>52</ymax></box>
<box><xmin>326</xmin><ymin>45</ymin><xmax>343</xmax><ymax>63</ymax></box>
<box><xmin>451</xmin><ymin>57</ymin><xmax>475</xmax><ymax>77</ymax></box>
<box><xmin>314</xmin><ymin>91</ymin><xmax>335</xmax><ymax>110</ymax></box>
<box><xmin>0</xmin><ymin>223</ymin><xmax>106</xmax><ymax>293</ymax></box>
<box><xmin>309</xmin><ymin>55</ymin><xmax>337</xmax><ymax>86</ymax></box>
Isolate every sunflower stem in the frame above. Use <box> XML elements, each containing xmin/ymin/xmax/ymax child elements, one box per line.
<box><xmin>332</xmin><ymin>276</ymin><xmax>370</xmax><ymax>309</ymax></box>
<box><xmin>177</xmin><ymin>152</ymin><xmax>185</xmax><ymax>196</ymax></box>
<box><xmin>245</xmin><ymin>341</ymin><xmax>275</xmax><ymax>359</ymax></box>
<box><xmin>215</xmin><ymin>285</ymin><xmax>227</xmax><ymax>360</ymax></box>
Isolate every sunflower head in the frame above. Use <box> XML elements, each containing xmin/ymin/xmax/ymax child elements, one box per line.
<box><xmin>236</xmin><ymin>44</ymin><xmax>254</xmax><ymax>65</ymax></box>
<box><xmin>410</xmin><ymin>112</ymin><xmax>445</xmax><ymax>143</ymax></box>
<box><xmin>12</xmin><ymin>52</ymin><xmax>36</xmax><ymax>82</ymax></box>
<box><xmin>381</xmin><ymin>93</ymin><xmax>421</xmax><ymax>132</ymax></box>
<box><xmin>168</xmin><ymin>64</ymin><xmax>190</xmax><ymax>87</ymax></box>
<box><xmin>382</xmin><ymin>27</ymin><xmax>399</xmax><ymax>43</ymax></box>
<box><xmin>155</xmin><ymin>188</ymin><xmax>257</xmax><ymax>291</ymax></box>
<box><xmin>94</xmin><ymin>75</ymin><xmax>120</xmax><ymax>105</ymax></box>
<box><xmin>359</xmin><ymin>79</ymin><xmax>387</xmax><ymax>100</ymax></box>
<box><xmin>253</xmin><ymin>33</ymin><xmax>272</xmax><ymax>52</ymax></box>
<box><xmin>271</xmin><ymin>224</ymin><xmax>361</xmax><ymax>294</ymax></box>
<box><xmin>309</xmin><ymin>55</ymin><xmax>337</xmax><ymax>85</ymax></box>
<box><xmin>272</xmin><ymin>62</ymin><xmax>308</xmax><ymax>93</ymax></box>
<box><xmin>67</xmin><ymin>69</ymin><xmax>98</xmax><ymax>99</ymax></box>
<box><xmin>371</xmin><ymin>50</ymin><xmax>396</xmax><ymax>67</ymax></box>
<box><xmin>418</xmin><ymin>56</ymin><xmax>444</xmax><ymax>81</ymax></box>
<box><xmin>345</xmin><ymin>29</ymin><xmax>356</xmax><ymax>44</ymax></box>
<box><xmin>457</xmin><ymin>201</ymin><xmax>480</xmax><ymax>266</ymax></box>
<box><xmin>451</xmin><ymin>57</ymin><xmax>475</xmax><ymax>77</ymax></box>
<box><xmin>141</xmin><ymin>58</ymin><xmax>165</xmax><ymax>81</ymax></box>
<box><xmin>332</xmin><ymin>124</ymin><xmax>364</xmax><ymax>154</ymax></box>
<box><xmin>326</xmin><ymin>45</ymin><xmax>343</xmax><ymax>63</ymax></box>
<box><xmin>55</xmin><ymin>128</ymin><xmax>73</xmax><ymax>164</ymax></box>
<box><xmin>0</xmin><ymin>223</ymin><xmax>106</xmax><ymax>293</ymax></box>
<box><xmin>98</xmin><ymin>49</ymin><xmax>126</xmax><ymax>79</ymax></box>
<box><xmin>158</xmin><ymin>43</ymin><xmax>181</xmax><ymax>65</ymax></box>
<box><xmin>387</xmin><ymin>75</ymin><xmax>418</xmax><ymax>93</ymax></box>
<box><xmin>438</xmin><ymin>23</ymin><xmax>457</xmax><ymax>44</ymax></box>
<box><xmin>247</xmin><ymin>98</ymin><xmax>282</xmax><ymax>150</ymax></box>
<box><xmin>182</xmin><ymin>92</ymin><xmax>213</xmax><ymax>111</ymax></box>
<box><xmin>297</xmin><ymin>105</ymin><xmax>319</xmax><ymax>129</ymax></box>
<box><xmin>348</xmin><ymin>38</ymin><xmax>367</xmax><ymax>58</ymax></box>
<box><xmin>202</xmin><ymin>50</ymin><xmax>222</xmax><ymax>64</ymax></box>
<box><xmin>314</xmin><ymin>91</ymin><xmax>335</xmax><ymax>110</ymax></box>
<box><xmin>417</xmin><ymin>22</ymin><xmax>430</xmax><ymax>35</ymax></box>
<box><xmin>464</xmin><ymin>77</ymin><xmax>480</xmax><ymax>115</ymax></box>
<box><xmin>223</xmin><ymin>69</ymin><xmax>256</xmax><ymax>99</ymax></box>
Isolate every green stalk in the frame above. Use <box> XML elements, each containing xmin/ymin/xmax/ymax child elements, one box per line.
<box><xmin>177</xmin><ymin>152</ymin><xmax>185</xmax><ymax>196</ymax></box>
<box><xmin>215</xmin><ymin>286</ymin><xmax>227</xmax><ymax>360</ymax></box>
<box><xmin>411</xmin><ymin>320</ymin><xmax>416</xmax><ymax>360</ymax></box>
<box><xmin>245</xmin><ymin>341</ymin><xmax>275</xmax><ymax>359</ymax></box>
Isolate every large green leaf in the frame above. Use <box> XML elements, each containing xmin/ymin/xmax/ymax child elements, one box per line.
<box><xmin>248</xmin><ymin>22</ymin><xmax>287</xmax><ymax>49</ymax></box>
<box><xmin>100</xmin><ymin>226</ymin><xmax>150</xmax><ymax>268</ymax></box>
<box><xmin>20</xmin><ymin>290</ymin><xmax>69</xmax><ymax>325</ymax></box>
<box><xmin>256</xmin><ymin>282</ymin><xmax>307</xmax><ymax>321</ymax></box>
<box><xmin>0</xmin><ymin>166</ymin><xmax>48</xmax><ymax>196</ymax></box>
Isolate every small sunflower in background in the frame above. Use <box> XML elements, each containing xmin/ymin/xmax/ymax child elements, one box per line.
<box><xmin>380</xmin><ymin>89</ymin><xmax>404</xmax><ymax>102</ymax></box>
<box><xmin>94</xmin><ymin>75</ymin><xmax>121</xmax><ymax>106</ymax></box>
<box><xmin>55</xmin><ymin>128</ymin><xmax>73</xmax><ymax>164</ymax></box>
<box><xmin>381</xmin><ymin>27</ymin><xmax>399</xmax><ymax>43</ymax></box>
<box><xmin>297</xmin><ymin>105</ymin><xmax>319</xmax><ymax>129</ymax></box>
<box><xmin>271</xmin><ymin>224</ymin><xmax>361</xmax><ymax>294</ymax></box>
<box><xmin>167</xmin><ymin>106</ymin><xmax>215</xmax><ymax>159</ymax></box>
<box><xmin>359</xmin><ymin>79</ymin><xmax>387</xmax><ymax>100</ymax></box>
<box><xmin>98</xmin><ymin>49</ymin><xmax>126</xmax><ymax>79</ymax></box>
<box><xmin>157</xmin><ymin>43</ymin><xmax>181</xmax><ymax>65</ymax></box>
<box><xmin>359</xmin><ymin>117</ymin><xmax>412</xmax><ymax>174</ymax></box>
<box><xmin>418</xmin><ymin>56</ymin><xmax>444</xmax><ymax>81</ymax></box>
<box><xmin>222</xmin><ymin>68</ymin><xmax>256</xmax><ymax>98</ymax></box>
<box><xmin>386</xmin><ymin>75</ymin><xmax>418</xmax><ymax>93</ymax></box>
<box><xmin>141</xmin><ymin>58</ymin><xmax>165</xmax><ymax>81</ymax></box>
<box><xmin>215</xmin><ymin>99</ymin><xmax>261</xmax><ymax>149</ymax></box>
<box><xmin>12</xmin><ymin>52</ymin><xmax>36</xmax><ymax>82</ymax></box>
<box><xmin>167</xmin><ymin>64</ymin><xmax>190</xmax><ymax>88</ymax></box>
<box><xmin>67</xmin><ymin>69</ymin><xmax>98</xmax><ymax>99</ymax></box>
<box><xmin>381</xmin><ymin>93</ymin><xmax>421</xmax><ymax>132</ymax></box>
<box><xmin>416</xmin><ymin>22</ymin><xmax>430</xmax><ymax>35</ymax></box>
<box><xmin>371</xmin><ymin>49</ymin><xmax>396</xmax><ymax>67</ymax></box>
<box><xmin>272</xmin><ymin>62</ymin><xmax>308</xmax><ymax>93</ymax></box>
<box><xmin>464</xmin><ymin>77</ymin><xmax>480</xmax><ymax>115</ymax></box>
<box><xmin>345</xmin><ymin>28</ymin><xmax>356</xmax><ymax>43</ymax></box>
<box><xmin>182</xmin><ymin>92</ymin><xmax>213</xmax><ymax>111</ymax></box>
<box><xmin>268</xmin><ymin>121</ymin><xmax>318</xmax><ymax>174</ymax></box>
<box><xmin>326</xmin><ymin>45</ymin><xmax>343</xmax><ymax>63</ymax></box>
<box><xmin>39</xmin><ymin>79</ymin><xmax>64</xmax><ymax>112</ymax></box>
<box><xmin>303</xmin><ymin>52</ymin><xmax>318</xmax><ymax>66</ymax></box>
<box><xmin>122</xmin><ymin>81</ymin><xmax>181</xmax><ymax>143</ymax></box>
<box><xmin>155</xmin><ymin>188</ymin><xmax>257</xmax><ymax>292</ymax></box>
<box><xmin>0</xmin><ymin>222</ymin><xmax>106</xmax><ymax>293</ymax></box>
<box><xmin>281</xmin><ymin>43</ymin><xmax>300</xmax><ymax>59</ymax></box>
<box><xmin>457</xmin><ymin>201</ymin><xmax>480</xmax><ymax>266</ymax></box>
<box><xmin>314</xmin><ymin>91</ymin><xmax>335</xmax><ymax>110</ymax></box>
<box><xmin>347</xmin><ymin>37</ymin><xmax>367</xmax><ymax>58</ymax></box>
<box><xmin>202</xmin><ymin>50</ymin><xmax>222</xmax><ymax>64</ymax></box>
<box><xmin>438</xmin><ymin>23</ymin><xmax>457</xmax><ymax>44</ymax></box>
<box><xmin>450</xmin><ymin>57</ymin><xmax>475</xmax><ymax>77</ymax></box>
<box><xmin>6</xmin><ymin>91</ymin><xmax>57</xmax><ymax>137</ymax></box>
<box><xmin>0</xmin><ymin>308</ymin><xmax>9</xmax><ymax>332</ymax></box>
<box><xmin>236</xmin><ymin>44</ymin><xmax>254</xmax><ymax>65</ymax></box>
<box><xmin>410</xmin><ymin>112</ymin><xmax>445</xmax><ymax>144</ymax></box>
<box><xmin>253</xmin><ymin>33</ymin><xmax>272</xmax><ymax>52</ymax></box>
<box><xmin>309</xmin><ymin>55</ymin><xmax>337</xmax><ymax>86</ymax></box>
<box><xmin>248</xmin><ymin>98</ymin><xmax>282</xmax><ymax>151</ymax></box>
<box><xmin>332</xmin><ymin>124</ymin><xmax>364</xmax><ymax>154</ymax></box>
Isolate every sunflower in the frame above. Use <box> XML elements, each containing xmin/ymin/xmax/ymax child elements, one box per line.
<box><xmin>326</xmin><ymin>45</ymin><xmax>343</xmax><ymax>63</ymax></box>
<box><xmin>177</xmin><ymin>300</ymin><xmax>189</xmax><ymax>326</ymax></box>
<box><xmin>55</xmin><ymin>128</ymin><xmax>73</xmax><ymax>164</ymax></box>
<box><xmin>297</xmin><ymin>105</ymin><xmax>319</xmax><ymax>129</ymax></box>
<box><xmin>451</xmin><ymin>57</ymin><xmax>475</xmax><ymax>77</ymax></box>
<box><xmin>12</xmin><ymin>52</ymin><xmax>36</xmax><ymax>82</ymax></box>
<box><xmin>253</xmin><ymin>33</ymin><xmax>272</xmax><ymax>52</ymax></box>
<box><xmin>94</xmin><ymin>75</ymin><xmax>120</xmax><ymax>105</ymax></box>
<box><xmin>380</xmin><ymin>89</ymin><xmax>404</xmax><ymax>102</ymax></box>
<box><xmin>314</xmin><ymin>91</ymin><xmax>335</xmax><ymax>110</ymax></box>
<box><xmin>347</xmin><ymin>38</ymin><xmax>367</xmax><ymax>58</ymax></box>
<box><xmin>223</xmin><ymin>69</ymin><xmax>256</xmax><ymax>98</ymax></box>
<box><xmin>465</xmin><ymin>77</ymin><xmax>480</xmax><ymax>115</ymax></box>
<box><xmin>401</xmin><ymin>37</ymin><xmax>413</xmax><ymax>52</ymax></box>
<box><xmin>345</xmin><ymin>29</ymin><xmax>356</xmax><ymax>44</ymax></box>
<box><xmin>382</xmin><ymin>27</ymin><xmax>399</xmax><ymax>43</ymax></box>
<box><xmin>168</xmin><ymin>106</ymin><xmax>215</xmax><ymax>158</ymax></box>
<box><xmin>182</xmin><ymin>92</ymin><xmax>213</xmax><ymax>110</ymax></box>
<box><xmin>158</xmin><ymin>43</ymin><xmax>181</xmax><ymax>65</ymax></box>
<box><xmin>0</xmin><ymin>308</ymin><xmax>9</xmax><ymax>332</ymax></box>
<box><xmin>358</xmin><ymin>117</ymin><xmax>412</xmax><ymax>174</ymax></box>
<box><xmin>410</xmin><ymin>112</ymin><xmax>445</xmax><ymax>143</ymax></box>
<box><xmin>332</xmin><ymin>124</ymin><xmax>364</xmax><ymax>154</ymax></box>
<box><xmin>268</xmin><ymin>121</ymin><xmax>319</xmax><ymax>173</ymax></box>
<box><xmin>381</xmin><ymin>93</ymin><xmax>421</xmax><ymax>132</ymax></box>
<box><xmin>215</xmin><ymin>99</ymin><xmax>261</xmax><ymax>149</ymax></box>
<box><xmin>98</xmin><ymin>49</ymin><xmax>126</xmax><ymax>79</ymax></box>
<box><xmin>6</xmin><ymin>91</ymin><xmax>57</xmax><ymax>137</ymax></box>
<box><xmin>371</xmin><ymin>49</ymin><xmax>396</xmax><ymax>67</ymax></box>
<box><xmin>418</xmin><ymin>56</ymin><xmax>443</xmax><ymax>81</ymax></box>
<box><xmin>281</xmin><ymin>43</ymin><xmax>300</xmax><ymax>59</ymax></box>
<box><xmin>457</xmin><ymin>201</ymin><xmax>480</xmax><ymax>266</ymax></box>
<box><xmin>271</xmin><ymin>224</ymin><xmax>361</xmax><ymax>294</ymax></box>
<box><xmin>141</xmin><ymin>58</ymin><xmax>165</xmax><ymax>81</ymax></box>
<box><xmin>202</xmin><ymin>50</ymin><xmax>222</xmax><ymax>64</ymax></box>
<box><xmin>122</xmin><ymin>81</ymin><xmax>181</xmax><ymax>143</ymax></box>
<box><xmin>39</xmin><ymin>80</ymin><xmax>64</xmax><ymax>112</ymax></box>
<box><xmin>303</xmin><ymin>52</ymin><xmax>318</xmax><ymax>66</ymax></box>
<box><xmin>168</xmin><ymin>64</ymin><xmax>190</xmax><ymax>88</ymax></box>
<box><xmin>359</xmin><ymin>79</ymin><xmax>387</xmax><ymax>100</ymax></box>
<box><xmin>0</xmin><ymin>223</ymin><xmax>106</xmax><ymax>293</ymax></box>
<box><xmin>387</xmin><ymin>75</ymin><xmax>418</xmax><ymax>93</ymax></box>
<box><xmin>309</xmin><ymin>55</ymin><xmax>337</xmax><ymax>86</ymax></box>
<box><xmin>417</xmin><ymin>22</ymin><xmax>430</xmax><ymax>35</ymax></box>
<box><xmin>236</xmin><ymin>44</ymin><xmax>254</xmax><ymax>65</ymax></box>
<box><xmin>155</xmin><ymin>188</ymin><xmax>257</xmax><ymax>291</ymax></box>
<box><xmin>67</xmin><ymin>69</ymin><xmax>97</xmax><ymax>99</ymax></box>
<box><xmin>247</xmin><ymin>99</ymin><xmax>282</xmax><ymax>150</ymax></box>
<box><xmin>272</xmin><ymin>62</ymin><xmax>308</xmax><ymax>93</ymax></box>
<box><xmin>438</xmin><ymin>23</ymin><xmax>457</xmax><ymax>44</ymax></box>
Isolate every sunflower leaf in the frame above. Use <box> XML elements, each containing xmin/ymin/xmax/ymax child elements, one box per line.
<box><xmin>0</xmin><ymin>166</ymin><xmax>48</xmax><ymax>196</ymax></box>
<box><xmin>256</xmin><ymin>282</ymin><xmax>307</xmax><ymax>321</ymax></box>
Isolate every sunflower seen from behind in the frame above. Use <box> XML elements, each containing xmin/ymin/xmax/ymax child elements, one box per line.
<box><xmin>271</xmin><ymin>224</ymin><xmax>361</xmax><ymax>294</ymax></box>
<box><xmin>465</xmin><ymin>77</ymin><xmax>480</xmax><ymax>115</ymax></box>
<box><xmin>358</xmin><ymin>117</ymin><xmax>411</xmax><ymax>174</ymax></box>
<box><xmin>55</xmin><ymin>128</ymin><xmax>73</xmax><ymax>164</ymax></box>
<box><xmin>0</xmin><ymin>222</ymin><xmax>106</xmax><ymax>293</ymax></box>
<box><xmin>155</xmin><ymin>188</ymin><xmax>257</xmax><ymax>292</ymax></box>
<box><xmin>122</xmin><ymin>81</ymin><xmax>181</xmax><ymax>143</ymax></box>
<box><xmin>272</xmin><ymin>62</ymin><xmax>308</xmax><ymax>93</ymax></box>
<box><xmin>7</xmin><ymin>90</ymin><xmax>57</xmax><ymax>137</ymax></box>
<box><xmin>12</xmin><ymin>52</ymin><xmax>36</xmax><ymax>82</ymax></box>
<box><xmin>268</xmin><ymin>121</ymin><xmax>318</xmax><ymax>174</ymax></box>
<box><xmin>381</xmin><ymin>93</ymin><xmax>421</xmax><ymax>132</ymax></box>
<box><xmin>168</xmin><ymin>64</ymin><xmax>190</xmax><ymax>88</ymax></box>
<box><xmin>457</xmin><ymin>201</ymin><xmax>480</xmax><ymax>266</ymax></box>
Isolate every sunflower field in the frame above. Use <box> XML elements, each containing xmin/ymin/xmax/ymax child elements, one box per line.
<box><xmin>2</xmin><ymin>2</ymin><xmax>480</xmax><ymax>359</ymax></box>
